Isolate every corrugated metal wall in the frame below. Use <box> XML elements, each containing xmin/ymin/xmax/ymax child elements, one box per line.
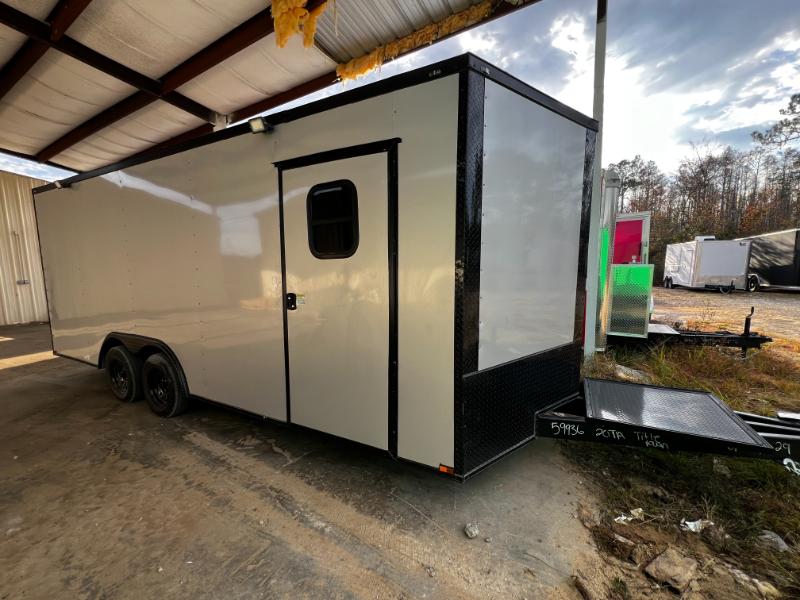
<box><xmin>0</xmin><ymin>170</ymin><xmax>49</xmax><ymax>325</ymax></box>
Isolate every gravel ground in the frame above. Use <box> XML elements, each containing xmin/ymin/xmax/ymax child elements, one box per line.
<box><xmin>652</xmin><ymin>287</ymin><xmax>800</xmax><ymax>342</ymax></box>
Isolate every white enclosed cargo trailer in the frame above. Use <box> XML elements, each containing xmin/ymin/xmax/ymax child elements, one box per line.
<box><xmin>33</xmin><ymin>55</ymin><xmax>597</xmax><ymax>479</ymax></box>
<box><xmin>663</xmin><ymin>237</ymin><xmax>751</xmax><ymax>292</ymax></box>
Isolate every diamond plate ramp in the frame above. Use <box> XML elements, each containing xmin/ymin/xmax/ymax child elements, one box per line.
<box><xmin>584</xmin><ymin>378</ymin><xmax>771</xmax><ymax>449</ymax></box>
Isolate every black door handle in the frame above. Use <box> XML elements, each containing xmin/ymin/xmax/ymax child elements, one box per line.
<box><xmin>286</xmin><ymin>293</ymin><xmax>297</xmax><ymax>310</ymax></box>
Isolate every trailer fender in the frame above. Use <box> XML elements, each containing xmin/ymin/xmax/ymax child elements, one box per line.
<box><xmin>99</xmin><ymin>333</ymin><xmax>189</xmax><ymax>398</ymax></box>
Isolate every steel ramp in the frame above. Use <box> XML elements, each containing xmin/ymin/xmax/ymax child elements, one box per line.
<box><xmin>537</xmin><ymin>378</ymin><xmax>784</xmax><ymax>460</ymax></box>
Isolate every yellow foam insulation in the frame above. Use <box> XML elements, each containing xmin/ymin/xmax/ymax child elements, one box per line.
<box><xmin>303</xmin><ymin>2</ymin><xmax>329</xmax><ymax>47</ymax></box>
<box><xmin>336</xmin><ymin>0</ymin><xmax>495</xmax><ymax>81</ymax></box>
<box><xmin>273</xmin><ymin>0</ymin><xmax>329</xmax><ymax>48</ymax></box>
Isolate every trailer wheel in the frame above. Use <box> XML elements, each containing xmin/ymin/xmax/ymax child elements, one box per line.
<box><xmin>663</xmin><ymin>277</ymin><xmax>673</xmax><ymax>289</ymax></box>
<box><xmin>747</xmin><ymin>275</ymin><xmax>759</xmax><ymax>292</ymax></box>
<box><xmin>142</xmin><ymin>353</ymin><xmax>189</xmax><ymax>417</ymax></box>
<box><xmin>105</xmin><ymin>346</ymin><xmax>142</xmax><ymax>402</ymax></box>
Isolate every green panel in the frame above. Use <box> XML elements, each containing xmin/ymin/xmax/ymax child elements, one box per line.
<box><xmin>598</xmin><ymin>227</ymin><xmax>610</xmax><ymax>297</ymax></box>
<box><xmin>608</xmin><ymin>264</ymin><xmax>654</xmax><ymax>338</ymax></box>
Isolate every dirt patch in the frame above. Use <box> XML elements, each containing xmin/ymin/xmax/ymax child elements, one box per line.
<box><xmin>652</xmin><ymin>287</ymin><xmax>800</xmax><ymax>344</ymax></box>
<box><xmin>577</xmin><ymin>288</ymin><xmax>800</xmax><ymax>597</ymax></box>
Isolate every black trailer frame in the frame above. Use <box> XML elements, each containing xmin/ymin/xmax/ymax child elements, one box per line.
<box><xmin>610</xmin><ymin>307</ymin><xmax>772</xmax><ymax>357</ymax></box>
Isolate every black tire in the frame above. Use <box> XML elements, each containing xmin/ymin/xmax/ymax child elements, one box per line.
<box><xmin>105</xmin><ymin>346</ymin><xmax>142</xmax><ymax>402</ymax></box>
<box><xmin>747</xmin><ymin>276</ymin><xmax>759</xmax><ymax>293</ymax></box>
<box><xmin>664</xmin><ymin>277</ymin><xmax>673</xmax><ymax>289</ymax></box>
<box><xmin>719</xmin><ymin>285</ymin><xmax>732</xmax><ymax>295</ymax></box>
<box><xmin>142</xmin><ymin>353</ymin><xmax>189</xmax><ymax>417</ymax></box>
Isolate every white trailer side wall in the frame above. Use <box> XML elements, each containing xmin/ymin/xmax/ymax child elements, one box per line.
<box><xmin>0</xmin><ymin>170</ymin><xmax>48</xmax><ymax>325</ymax></box>
<box><xmin>695</xmin><ymin>241</ymin><xmax>750</xmax><ymax>288</ymax></box>
<box><xmin>36</xmin><ymin>76</ymin><xmax>458</xmax><ymax>468</ymax></box>
<box><xmin>36</xmin><ymin>133</ymin><xmax>287</xmax><ymax>419</ymax></box>
<box><xmin>272</xmin><ymin>76</ymin><xmax>458</xmax><ymax>468</ymax></box>
<box><xmin>477</xmin><ymin>80</ymin><xmax>587</xmax><ymax>370</ymax></box>
<box><xmin>664</xmin><ymin>241</ymin><xmax>696</xmax><ymax>287</ymax></box>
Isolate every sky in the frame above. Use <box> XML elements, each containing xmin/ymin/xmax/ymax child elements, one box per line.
<box><xmin>2</xmin><ymin>0</ymin><xmax>799</xmax><ymax>181</ymax></box>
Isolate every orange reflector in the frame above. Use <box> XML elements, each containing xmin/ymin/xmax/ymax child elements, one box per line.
<box><xmin>438</xmin><ymin>464</ymin><xmax>455</xmax><ymax>475</ymax></box>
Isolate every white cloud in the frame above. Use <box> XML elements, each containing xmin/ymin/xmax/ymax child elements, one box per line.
<box><xmin>545</xmin><ymin>13</ymin><xmax>712</xmax><ymax>171</ymax></box>
<box><xmin>601</xmin><ymin>55</ymin><xmax>723</xmax><ymax>172</ymax></box>
<box><xmin>545</xmin><ymin>14</ymin><xmax>799</xmax><ymax>173</ymax></box>
<box><xmin>458</xmin><ymin>28</ymin><xmax>499</xmax><ymax>55</ymax></box>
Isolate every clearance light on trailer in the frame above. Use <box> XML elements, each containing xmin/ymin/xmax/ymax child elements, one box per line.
<box><xmin>438</xmin><ymin>464</ymin><xmax>455</xmax><ymax>475</ymax></box>
<box><xmin>248</xmin><ymin>117</ymin><xmax>269</xmax><ymax>134</ymax></box>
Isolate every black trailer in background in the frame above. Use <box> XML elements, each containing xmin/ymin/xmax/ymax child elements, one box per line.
<box><xmin>739</xmin><ymin>228</ymin><xmax>800</xmax><ymax>291</ymax></box>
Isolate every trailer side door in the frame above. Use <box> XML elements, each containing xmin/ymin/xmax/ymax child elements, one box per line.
<box><xmin>277</xmin><ymin>141</ymin><xmax>398</xmax><ymax>452</ymax></box>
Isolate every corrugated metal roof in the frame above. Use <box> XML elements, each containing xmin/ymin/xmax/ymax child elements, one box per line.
<box><xmin>0</xmin><ymin>0</ymin><xmax>524</xmax><ymax>173</ymax></box>
<box><xmin>315</xmin><ymin>0</ymin><xmax>477</xmax><ymax>61</ymax></box>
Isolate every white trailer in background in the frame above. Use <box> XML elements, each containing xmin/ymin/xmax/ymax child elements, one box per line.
<box><xmin>663</xmin><ymin>236</ymin><xmax>751</xmax><ymax>292</ymax></box>
<box><xmin>33</xmin><ymin>55</ymin><xmax>598</xmax><ymax>479</ymax></box>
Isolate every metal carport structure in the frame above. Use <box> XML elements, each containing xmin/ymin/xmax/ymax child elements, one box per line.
<box><xmin>0</xmin><ymin>0</ymin><xmax>544</xmax><ymax>174</ymax></box>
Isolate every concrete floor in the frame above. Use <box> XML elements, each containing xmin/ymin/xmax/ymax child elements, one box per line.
<box><xmin>0</xmin><ymin>324</ymin><xmax>599</xmax><ymax>599</ymax></box>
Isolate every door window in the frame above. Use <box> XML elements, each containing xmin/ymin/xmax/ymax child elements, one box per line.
<box><xmin>306</xmin><ymin>179</ymin><xmax>359</xmax><ymax>258</ymax></box>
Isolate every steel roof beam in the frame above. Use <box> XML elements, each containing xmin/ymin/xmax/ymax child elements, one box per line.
<box><xmin>0</xmin><ymin>0</ymin><xmax>93</xmax><ymax>101</ymax></box>
<box><xmin>0</xmin><ymin>2</ymin><xmax>216</xmax><ymax>128</ymax></box>
<box><xmin>230</xmin><ymin>71</ymin><xmax>339</xmax><ymax>123</ymax></box>
<box><xmin>33</xmin><ymin>0</ymin><xmax>328</xmax><ymax>163</ymax></box>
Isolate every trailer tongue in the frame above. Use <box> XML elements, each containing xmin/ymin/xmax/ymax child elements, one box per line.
<box><xmin>537</xmin><ymin>378</ymin><xmax>799</xmax><ymax>466</ymax></box>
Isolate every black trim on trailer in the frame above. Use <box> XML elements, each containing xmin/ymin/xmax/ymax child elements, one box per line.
<box><xmin>453</xmin><ymin>69</ymin><xmax>485</xmax><ymax>476</ymax></box>
<box><xmin>575</xmin><ymin>129</ymin><xmax>597</xmax><ymax>342</ymax></box>
<box><xmin>33</xmin><ymin>53</ymin><xmax>596</xmax><ymax>195</ymax></box>
<box><xmin>274</xmin><ymin>138</ymin><xmax>402</xmax><ymax>170</ymax></box>
<box><xmin>387</xmin><ymin>143</ymin><xmax>399</xmax><ymax>458</ymax></box>
<box><xmin>459</xmin><ymin>342</ymin><xmax>582</xmax><ymax>478</ymax></box>
<box><xmin>276</xmin><ymin>138</ymin><xmax>401</xmax><ymax>456</ymax></box>
<box><xmin>469</xmin><ymin>58</ymin><xmax>596</xmax><ymax>131</ymax></box>
<box><xmin>452</xmin><ymin>79</ymin><xmax>596</xmax><ymax>478</ymax></box>
<box><xmin>277</xmin><ymin>171</ymin><xmax>291</xmax><ymax>423</ymax></box>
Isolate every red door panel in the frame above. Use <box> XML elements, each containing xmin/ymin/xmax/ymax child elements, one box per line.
<box><xmin>613</xmin><ymin>220</ymin><xmax>644</xmax><ymax>264</ymax></box>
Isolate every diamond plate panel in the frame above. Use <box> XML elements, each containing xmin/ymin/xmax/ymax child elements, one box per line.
<box><xmin>608</xmin><ymin>264</ymin><xmax>653</xmax><ymax>338</ymax></box>
<box><xmin>460</xmin><ymin>343</ymin><xmax>581</xmax><ymax>475</ymax></box>
<box><xmin>584</xmin><ymin>378</ymin><xmax>769</xmax><ymax>447</ymax></box>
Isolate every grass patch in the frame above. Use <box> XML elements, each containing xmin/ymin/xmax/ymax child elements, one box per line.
<box><xmin>588</xmin><ymin>341</ymin><xmax>800</xmax><ymax>415</ymax></box>
<box><xmin>572</xmin><ymin>342</ymin><xmax>800</xmax><ymax>595</ymax></box>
